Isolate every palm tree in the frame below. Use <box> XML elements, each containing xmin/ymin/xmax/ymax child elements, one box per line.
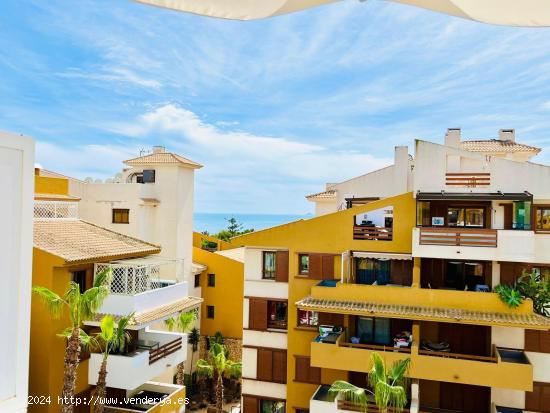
<box><xmin>188</xmin><ymin>327</ymin><xmax>200</xmax><ymax>373</ymax></box>
<box><xmin>329</xmin><ymin>352</ymin><xmax>411</xmax><ymax>413</ymax></box>
<box><xmin>92</xmin><ymin>314</ymin><xmax>132</xmax><ymax>413</ymax></box>
<box><xmin>196</xmin><ymin>342</ymin><xmax>242</xmax><ymax>413</ymax></box>
<box><xmin>33</xmin><ymin>269</ymin><xmax>111</xmax><ymax>413</ymax></box>
<box><xmin>165</xmin><ymin>310</ymin><xmax>198</xmax><ymax>385</ymax></box>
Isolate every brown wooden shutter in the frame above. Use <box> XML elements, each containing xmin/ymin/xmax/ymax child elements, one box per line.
<box><xmin>525</xmin><ymin>330</ymin><xmax>540</xmax><ymax>352</ymax></box>
<box><xmin>295</xmin><ymin>356</ymin><xmax>310</xmax><ymax>382</ymax></box>
<box><xmin>309</xmin><ymin>254</ymin><xmax>322</xmax><ymax>279</ymax></box>
<box><xmin>321</xmin><ymin>255</ymin><xmax>334</xmax><ymax>280</ymax></box>
<box><xmin>242</xmin><ymin>396</ymin><xmax>258</xmax><ymax>413</ymax></box>
<box><xmin>275</xmin><ymin>251</ymin><xmax>289</xmax><ymax>282</ymax></box>
<box><xmin>526</xmin><ymin>383</ymin><xmax>542</xmax><ymax>412</ymax></box>
<box><xmin>318</xmin><ymin>312</ymin><xmax>344</xmax><ymax>326</ymax></box>
<box><xmin>272</xmin><ymin>350</ymin><xmax>287</xmax><ymax>383</ymax></box>
<box><xmin>309</xmin><ymin>365</ymin><xmax>321</xmax><ymax>384</ymax></box>
<box><xmin>541</xmin><ymin>331</ymin><xmax>550</xmax><ymax>353</ymax></box>
<box><xmin>257</xmin><ymin>348</ymin><xmax>273</xmax><ymax>381</ymax></box>
<box><xmin>249</xmin><ymin>298</ymin><xmax>268</xmax><ymax>330</ymax></box>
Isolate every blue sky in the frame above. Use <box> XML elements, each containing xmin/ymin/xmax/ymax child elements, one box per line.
<box><xmin>1</xmin><ymin>0</ymin><xmax>550</xmax><ymax>214</ymax></box>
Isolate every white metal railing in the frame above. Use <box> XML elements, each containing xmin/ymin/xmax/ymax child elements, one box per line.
<box><xmin>34</xmin><ymin>200</ymin><xmax>78</xmax><ymax>219</ymax></box>
<box><xmin>94</xmin><ymin>257</ymin><xmax>183</xmax><ymax>295</ymax></box>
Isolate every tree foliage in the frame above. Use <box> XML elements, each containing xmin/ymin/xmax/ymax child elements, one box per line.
<box><xmin>495</xmin><ymin>270</ymin><xmax>550</xmax><ymax>316</ymax></box>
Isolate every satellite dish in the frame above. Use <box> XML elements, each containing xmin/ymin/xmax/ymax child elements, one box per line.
<box><xmin>84</xmin><ymin>177</ymin><xmax>93</xmax><ymax>183</ymax></box>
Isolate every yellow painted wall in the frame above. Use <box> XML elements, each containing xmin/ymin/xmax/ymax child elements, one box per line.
<box><xmin>233</xmin><ymin>193</ymin><xmax>416</xmax><ymax>410</ymax></box>
<box><xmin>29</xmin><ymin>248</ymin><xmax>92</xmax><ymax>413</ymax></box>
<box><xmin>193</xmin><ymin>246</ymin><xmax>244</xmax><ymax>338</ymax></box>
<box><xmin>35</xmin><ymin>176</ymin><xmax>69</xmax><ymax>195</ymax></box>
<box><xmin>192</xmin><ymin>232</ymin><xmax>233</xmax><ymax>251</ymax></box>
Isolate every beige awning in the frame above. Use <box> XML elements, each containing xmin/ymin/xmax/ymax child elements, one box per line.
<box><xmin>134</xmin><ymin>0</ymin><xmax>550</xmax><ymax>26</ymax></box>
<box><xmin>296</xmin><ymin>296</ymin><xmax>550</xmax><ymax>330</ymax></box>
<box><xmin>351</xmin><ymin>251</ymin><xmax>412</xmax><ymax>260</ymax></box>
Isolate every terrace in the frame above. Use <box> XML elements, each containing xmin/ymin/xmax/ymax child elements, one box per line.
<box><xmin>102</xmin><ymin>382</ymin><xmax>185</xmax><ymax>413</ymax></box>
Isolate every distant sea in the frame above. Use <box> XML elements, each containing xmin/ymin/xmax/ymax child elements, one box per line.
<box><xmin>194</xmin><ymin>212</ymin><xmax>312</xmax><ymax>234</ymax></box>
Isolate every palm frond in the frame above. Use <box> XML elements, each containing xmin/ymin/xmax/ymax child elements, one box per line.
<box><xmin>32</xmin><ymin>286</ymin><xmax>66</xmax><ymax>319</ymax></box>
<box><xmin>112</xmin><ymin>313</ymin><xmax>133</xmax><ymax>353</ymax></box>
<box><xmin>177</xmin><ymin>310</ymin><xmax>197</xmax><ymax>332</ymax></box>
<box><xmin>368</xmin><ymin>352</ymin><xmax>388</xmax><ymax>390</ymax></box>
<box><xmin>57</xmin><ymin>328</ymin><xmax>97</xmax><ymax>350</ymax></box>
<box><xmin>387</xmin><ymin>358</ymin><xmax>411</xmax><ymax>386</ymax></box>
<box><xmin>225</xmin><ymin>360</ymin><xmax>242</xmax><ymax>379</ymax></box>
<box><xmin>196</xmin><ymin>359</ymin><xmax>214</xmax><ymax>378</ymax></box>
<box><xmin>328</xmin><ymin>381</ymin><xmax>368</xmax><ymax>409</ymax></box>
<box><xmin>165</xmin><ymin>317</ymin><xmax>176</xmax><ymax>332</ymax></box>
<box><xmin>80</xmin><ymin>285</ymin><xmax>109</xmax><ymax>320</ymax></box>
<box><xmin>94</xmin><ymin>267</ymin><xmax>112</xmax><ymax>288</ymax></box>
<box><xmin>98</xmin><ymin>315</ymin><xmax>115</xmax><ymax>342</ymax></box>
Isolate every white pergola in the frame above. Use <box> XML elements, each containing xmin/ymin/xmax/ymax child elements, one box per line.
<box><xmin>134</xmin><ymin>0</ymin><xmax>550</xmax><ymax>27</ymax></box>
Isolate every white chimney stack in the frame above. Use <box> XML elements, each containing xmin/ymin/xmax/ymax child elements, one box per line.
<box><xmin>152</xmin><ymin>146</ymin><xmax>166</xmax><ymax>154</ymax></box>
<box><xmin>499</xmin><ymin>129</ymin><xmax>515</xmax><ymax>142</ymax></box>
<box><xmin>445</xmin><ymin>128</ymin><xmax>461</xmax><ymax>148</ymax></box>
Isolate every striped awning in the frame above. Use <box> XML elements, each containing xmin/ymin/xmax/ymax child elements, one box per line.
<box><xmin>351</xmin><ymin>251</ymin><xmax>412</xmax><ymax>260</ymax></box>
<box><xmin>296</xmin><ymin>296</ymin><xmax>550</xmax><ymax>330</ymax></box>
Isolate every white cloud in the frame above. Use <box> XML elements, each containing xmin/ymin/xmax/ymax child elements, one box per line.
<box><xmin>59</xmin><ymin>67</ymin><xmax>162</xmax><ymax>89</ymax></box>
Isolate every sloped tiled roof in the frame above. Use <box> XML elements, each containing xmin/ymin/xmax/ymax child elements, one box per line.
<box><xmin>296</xmin><ymin>296</ymin><xmax>550</xmax><ymax>330</ymax></box>
<box><xmin>33</xmin><ymin>220</ymin><xmax>161</xmax><ymax>264</ymax></box>
<box><xmin>87</xmin><ymin>296</ymin><xmax>203</xmax><ymax>328</ymax></box>
<box><xmin>306</xmin><ymin>189</ymin><xmax>336</xmax><ymax>201</ymax></box>
<box><xmin>124</xmin><ymin>152</ymin><xmax>203</xmax><ymax>169</ymax></box>
<box><xmin>461</xmin><ymin>139</ymin><xmax>541</xmax><ymax>154</ymax></box>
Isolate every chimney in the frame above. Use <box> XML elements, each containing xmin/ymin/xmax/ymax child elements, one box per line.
<box><xmin>152</xmin><ymin>146</ymin><xmax>166</xmax><ymax>154</ymax></box>
<box><xmin>499</xmin><ymin>129</ymin><xmax>515</xmax><ymax>142</ymax></box>
<box><xmin>444</xmin><ymin>128</ymin><xmax>461</xmax><ymax>148</ymax></box>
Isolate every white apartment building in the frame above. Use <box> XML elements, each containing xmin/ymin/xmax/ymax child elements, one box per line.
<box><xmin>0</xmin><ymin>131</ymin><xmax>34</xmax><ymax>413</ymax></box>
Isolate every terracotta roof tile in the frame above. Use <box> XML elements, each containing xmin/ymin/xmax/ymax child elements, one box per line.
<box><xmin>306</xmin><ymin>189</ymin><xmax>336</xmax><ymax>200</ymax></box>
<box><xmin>461</xmin><ymin>139</ymin><xmax>541</xmax><ymax>154</ymax></box>
<box><xmin>124</xmin><ymin>152</ymin><xmax>202</xmax><ymax>168</ymax></box>
<box><xmin>33</xmin><ymin>220</ymin><xmax>161</xmax><ymax>264</ymax></box>
<box><xmin>296</xmin><ymin>296</ymin><xmax>550</xmax><ymax>330</ymax></box>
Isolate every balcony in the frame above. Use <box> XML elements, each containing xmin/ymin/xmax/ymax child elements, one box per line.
<box><xmin>102</xmin><ymin>382</ymin><xmax>185</xmax><ymax>413</ymax></box>
<box><xmin>88</xmin><ymin>330</ymin><xmax>186</xmax><ymax>390</ymax></box>
<box><xmin>310</xmin><ymin>385</ymin><xmax>416</xmax><ymax>413</ymax></box>
<box><xmin>95</xmin><ymin>258</ymin><xmax>188</xmax><ymax>317</ymax></box>
<box><xmin>412</xmin><ymin>227</ymin><xmax>550</xmax><ymax>263</ymax></box>
<box><xmin>445</xmin><ymin>172</ymin><xmax>490</xmax><ymax>188</ymax></box>
<box><xmin>33</xmin><ymin>200</ymin><xmax>78</xmax><ymax>219</ymax></box>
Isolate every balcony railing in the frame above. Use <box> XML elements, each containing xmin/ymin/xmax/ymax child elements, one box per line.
<box><xmin>445</xmin><ymin>172</ymin><xmax>490</xmax><ymax>187</ymax></box>
<box><xmin>34</xmin><ymin>200</ymin><xmax>78</xmax><ymax>219</ymax></box>
<box><xmin>95</xmin><ymin>257</ymin><xmax>183</xmax><ymax>295</ymax></box>
<box><xmin>149</xmin><ymin>337</ymin><xmax>182</xmax><ymax>364</ymax></box>
<box><xmin>337</xmin><ymin>400</ymin><xmax>411</xmax><ymax>413</ymax></box>
<box><xmin>353</xmin><ymin>226</ymin><xmax>393</xmax><ymax>241</ymax></box>
<box><xmin>419</xmin><ymin>227</ymin><xmax>497</xmax><ymax>247</ymax></box>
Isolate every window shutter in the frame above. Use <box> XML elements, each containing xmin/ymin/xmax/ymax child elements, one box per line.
<box><xmin>541</xmin><ymin>331</ymin><xmax>550</xmax><ymax>353</ymax></box>
<box><xmin>276</xmin><ymin>251</ymin><xmax>289</xmax><ymax>282</ymax></box>
<box><xmin>525</xmin><ymin>330</ymin><xmax>540</xmax><ymax>352</ymax></box>
<box><xmin>309</xmin><ymin>254</ymin><xmax>322</xmax><ymax>279</ymax></box>
<box><xmin>272</xmin><ymin>350</ymin><xmax>287</xmax><ymax>383</ymax></box>
<box><xmin>321</xmin><ymin>255</ymin><xmax>334</xmax><ymax>280</ymax></box>
<box><xmin>243</xmin><ymin>396</ymin><xmax>258</xmax><ymax>413</ymax></box>
<box><xmin>257</xmin><ymin>348</ymin><xmax>273</xmax><ymax>381</ymax></box>
<box><xmin>525</xmin><ymin>382</ymin><xmax>542</xmax><ymax>411</ymax></box>
<box><xmin>318</xmin><ymin>312</ymin><xmax>344</xmax><ymax>326</ymax></box>
<box><xmin>249</xmin><ymin>299</ymin><xmax>268</xmax><ymax>330</ymax></box>
<box><xmin>295</xmin><ymin>357</ymin><xmax>310</xmax><ymax>382</ymax></box>
<box><xmin>309</xmin><ymin>365</ymin><xmax>321</xmax><ymax>384</ymax></box>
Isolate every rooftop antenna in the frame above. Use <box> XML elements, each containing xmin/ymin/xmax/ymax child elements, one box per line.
<box><xmin>139</xmin><ymin>147</ymin><xmax>147</xmax><ymax>156</ymax></box>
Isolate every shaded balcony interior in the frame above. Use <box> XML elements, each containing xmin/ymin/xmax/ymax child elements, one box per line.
<box><xmin>419</xmin><ymin>321</ymin><xmax>492</xmax><ymax>360</ymax></box>
<box><xmin>419</xmin><ymin>380</ymin><xmax>490</xmax><ymax>413</ymax></box>
<box><xmin>353</xmin><ymin>205</ymin><xmax>394</xmax><ymax>241</ymax></box>
<box><xmin>344</xmin><ymin>252</ymin><xmax>413</xmax><ymax>286</ymax></box>
<box><xmin>421</xmin><ymin>258</ymin><xmax>492</xmax><ymax>291</ymax></box>
<box><xmin>416</xmin><ymin>193</ymin><xmax>533</xmax><ymax>231</ymax></box>
<box><xmin>103</xmin><ymin>382</ymin><xmax>184</xmax><ymax>413</ymax></box>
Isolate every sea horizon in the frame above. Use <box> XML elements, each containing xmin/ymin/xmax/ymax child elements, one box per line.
<box><xmin>194</xmin><ymin>212</ymin><xmax>312</xmax><ymax>234</ymax></box>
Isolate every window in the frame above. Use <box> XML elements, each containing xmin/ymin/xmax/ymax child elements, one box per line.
<box><xmin>513</xmin><ymin>201</ymin><xmax>532</xmax><ymax>230</ymax></box>
<box><xmin>72</xmin><ymin>270</ymin><xmax>86</xmax><ymax>293</ymax></box>
<box><xmin>416</xmin><ymin>201</ymin><xmax>431</xmax><ymax>226</ymax></box>
<box><xmin>268</xmin><ymin>300</ymin><xmax>287</xmax><ymax>329</ymax></box>
<box><xmin>355</xmin><ymin>258</ymin><xmax>391</xmax><ymax>285</ymax></box>
<box><xmin>447</xmin><ymin>207</ymin><xmax>484</xmax><ymax>227</ymax></box>
<box><xmin>298</xmin><ymin>310</ymin><xmax>318</xmax><ymax>327</ymax></box>
<box><xmin>355</xmin><ymin>317</ymin><xmax>391</xmax><ymax>345</ymax></box>
<box><xmin>294</xmin><ymin>356</ymin><xmax>321</xmax><ymax>384</ymax></box>
<box><xmin>207</xmin><ymin>306</ymin><xmax>215</xmax><ymax>319</ymax></box>
<box><xmin>194</xmin><ymin>273</ymin><xmax>200</xmax><ymax>288</ymax></box>
<box><xmin>260</xmin><ymin>400</ymin><xmax>285</xmax><ymax>413</ymax></box>
<box><xmin>257</xmin><ymin>348</ymin><xmax>287</xmax><ymax>383</ymax></box>
<box><xmin>535</xmin><ymin>206</ymin><xmax>550</xmax><ymax>232</ymax></box>
<box><xmin>525</xmin><ymin>330</ymin><xmax>550</xmax><ymax>353</ymax></box>
<box><xmin>208</xmin><ymin>273</ymin><xmax>216</xmax><ymax>287</ymax></box>
<box><xmin>526</xmin><ymin>382</ymin><xmax>550</xmax><ymax>413</ymax></box>
<box><xmin>299</xmin><ymin>254</ymin><xmax>309</xmax><ymax>274</ymax></box>
<box><xmin>142</xmin><ymin>169</ymin><xmax>155</xmax><ymax>183</ymax></box>
<box><xmin>263</xmin><ymin>251</ymin><xmax>276</xmax><ymax>279</ymax></box>
<box><xmin>112</xmin><ymin>208</ymin><xmax>129</xmax><ymax>224</ymax></box>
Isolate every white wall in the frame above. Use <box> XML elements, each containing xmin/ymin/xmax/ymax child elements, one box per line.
<box><xmin>492</xmin><ymin>327</ymin><xmax>524</xmax><ymax>349</ymax></box>
<box><xmin>525</xmin><ymin>352</ymin><xmax>550</xmax><ymax>383</ymax></box>
<box><xmin>242</xmin><ymin>347</ymin><xmax>258</xmax><ymax>379</ymax></box>
<box><xmin>244</xmin><ymin>280</ymin><xmax>288</xmax><ymax>299</ymax></box>
<box><xmin>314</xmin><ymin>200</ymin><xmax>337</xmax><ymax>217</ymax></box>
<box><xmin>0</xmin><ymin>131</ymin><xmax>34</xmax><ymax>413</ymax></box>
<box><xmin>242</xmin><ymin>379</ymin><xmax>286</xmax><ymax>400</ymax></box>
<box><xmin>242</xmin><ymin>330</ymin><xmax>287</xmax><ymax>349</ymax></box>
<box><xmin>491</xmin><ymin>388</ymin><xmax>525</xmax><ymax>410</ymax></box>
